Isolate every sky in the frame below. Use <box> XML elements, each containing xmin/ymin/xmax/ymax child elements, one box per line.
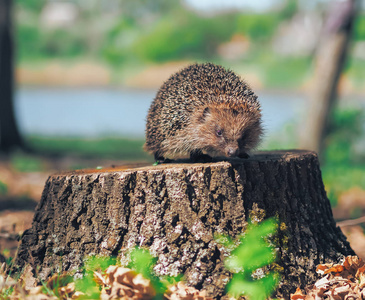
<box><xmin>183</xmin><ymin>0</ymin><xmax>356</xmax><ymax>12</ymax></box>
<box><xmin>184</xmin><ymin>0</ymin><xmax>283</xmax><ymax>13</ymax></box>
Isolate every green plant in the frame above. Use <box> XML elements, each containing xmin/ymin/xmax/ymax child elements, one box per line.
<box><xmin>221</xmin><ymin>218</ymin><xmax>280</xmax><ymax>300</ymax></box>
<box><xmin>128</xmin><ymin>247</ymin><xmax>181</xmax><ymax>298</ymax></box>
<box><xmin>1</xmin><ymin>249</ymin><xmax>13</xmax><ymax>267</ymax></box>
<box><xmin>40</xmin><ymin>273</ymin><xmax>73</xmax><ymax>298</ymax></box>
<box><xmin>0</xmin><ymin>286</ymin><xmax>15</xmax><ymax>299</ymax></box>
<box><xmin>75</xmin><ymin>255</ymin><xmax>117</xmax><ymax>298</ymax></box>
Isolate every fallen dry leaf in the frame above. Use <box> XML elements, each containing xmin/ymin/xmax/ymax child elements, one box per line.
<box><xmin>324</xmin><ymin>265</ymin><xmax>345</xmax><ymax>275</ymax></box>
<box><xmin>343</xmin><ymin>256</ymin><xmax>365</xmax><ymax>275</ymax></box>
<box><xmin>58</xmin><ymin>282</ymin><xmax>76</xmax><ymax>298</ymax></box>
<box><xmin>317</xmin><ymin>264</ymin><xmax>332</xmax><ymax>274</ymax></box>
<box><xmin>94</xmin><ymin>270</ymin><xmax>108</xmax><ymax>287</ymax></box>
<box><xmin>290</xmin><ymin>287</ymin><xmax>306</xmax><ymax>300</ymax></box>
<box><xmin>19</xmin><ymin>264</ymin><xmax>38</xmax><ymax>291</ymax></box>
<box><xmin>165</xmin><ymin>282</ymin><xmax>212</xmax><ymax>300</ymax></box>
<box><xmin>291</xmin><ymin>256</ymin><xmax>365</xmax><ymax>300</ymax></box>
<box><xmin>314</xmin><ymin>274</ymin><xmax>331</xmax><ymax>289</ymax></box>
<box><xmin>331</xmin><ymin>282</ymin><xmax>352</xmax><ymax>298</ymax></box>
<box><xmin>356</xmin><ymin>265</ymin><xmax>365</xmax><ymax>289</ymax></box>
<box><xmin>101</xmin><ymin>266</ymin><xmax>156</xmax><ymax>299</ymax></box>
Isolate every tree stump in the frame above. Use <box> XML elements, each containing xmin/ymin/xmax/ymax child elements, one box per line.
<box><xmin>14</xmin><ymin>150</ymin><xmax>354</xmax><ymax>298</ymax></box>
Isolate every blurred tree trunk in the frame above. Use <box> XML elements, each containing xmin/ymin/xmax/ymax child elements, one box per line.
<box><xmin>0</xmin><ymin>0</ymin><xmax>23</xmax><ymax>152</ymax></box>
<box><xmin>300</xmin><ymin>0</ymin><xmax>358</xmax><ymax>160</ymax></box>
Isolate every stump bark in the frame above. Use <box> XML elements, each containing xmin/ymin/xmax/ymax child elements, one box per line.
<box><xmin>14</xmin><ymin>150</ymin><xmax>354</xmax><ymax>298</ymax></box>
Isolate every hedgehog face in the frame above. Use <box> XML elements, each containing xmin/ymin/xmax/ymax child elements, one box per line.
<box><xmin>194</xmin><ymin>106</ymin><xmax>262</xmax><ymax>157</ymax></box>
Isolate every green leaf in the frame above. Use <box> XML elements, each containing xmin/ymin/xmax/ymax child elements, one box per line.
<box><xmin>215</xmin><ymin>234</ymin><xmax>235</xmax><ymax>249</ymax></box>
<box><xmin>224</xmin><ymin>218</ymin><xmax>280</xmax><ymax>299</ymax></box>
<box><xmin>129</xmin><ymin>247</ymin><xmax>157</xmax><ymax>280</ymax></box>
<box><xmin>228</xmin><ymin>272</ymin><xmax>280</xmax><ymax>300</ymax></box>
<box><xmin>75</xmin><ymin>255</ymin><xmax>117</xmax><ymax>297</ymax></box>
<box><xmin>83</xmin><ymin>255</ymin><xmax>117</xmax><ymax>274</ymax></box>
<box><xmin>227</xmin><ymin>245</ymin><xmax>275</xmax><ymax>273</ymax></box>
<box><xmin>128</xmin><ymin>247</ymin><xmax>182</xmax><ymax>296</ymax></box>
<box><xmin>246</xmin><ymin>218</ymin><xmax>278</xmax><ymax>238</ymax></box>
<box><xmin>225</xmin><ymin>219</ymin><xmax>277</xmax><ymax>272</ymax></box>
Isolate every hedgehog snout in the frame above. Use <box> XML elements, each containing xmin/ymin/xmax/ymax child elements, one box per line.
<box><xmin>226</xmin><ymin>146</ymin><xmax>239</xmax><ymax>157</ymax></box>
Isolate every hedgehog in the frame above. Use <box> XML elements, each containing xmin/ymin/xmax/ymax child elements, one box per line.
<box><xmin>144</xmin><ymin>63</ymin><xmax>263</xmax><ymax>162</ymax></box>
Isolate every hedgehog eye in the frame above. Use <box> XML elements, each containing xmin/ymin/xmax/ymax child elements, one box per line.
<box><xmin>216</xmin><ymin>129</ymin><xmax>223</xmax><ymax>137</ymax></box>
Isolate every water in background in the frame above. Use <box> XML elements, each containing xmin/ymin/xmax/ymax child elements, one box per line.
<box><xmin>15</xmin><ymin>87</ymin><xmax>306</xmax><ymax>139</ymax></box>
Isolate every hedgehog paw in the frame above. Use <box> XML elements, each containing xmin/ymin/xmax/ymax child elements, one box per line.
<box><xmin>154</xmin><ymin>153</ymin><xmax>172</xmax><ymax>164</ymax></box>
<box><xmin>238</xmin><ymin>152</ymin><xmax>250</xmax><ymax>159</ymax></box>
<box><xmin>190</xmin><ymin>150</ymin><xmax>213</xmax><ymax>162</ymax></box>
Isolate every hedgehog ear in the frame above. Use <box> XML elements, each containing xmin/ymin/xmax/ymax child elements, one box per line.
<box><xmin>199</xmin><ymin>107</ymin><xmax>210</xmax><ymax>122</ymax></box>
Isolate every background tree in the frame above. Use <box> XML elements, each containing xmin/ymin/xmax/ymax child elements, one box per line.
<box><xmin>300</xmin><ymin>0</ymin><xmax>358</xmax><ymax>160</ymax></box>
<box><xmin>0</xmin><ymin>0</ymin><xmax>23</xmax><ymax>152</ymax></box>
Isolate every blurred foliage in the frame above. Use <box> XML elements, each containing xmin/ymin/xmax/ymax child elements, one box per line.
<box><xmin>322</xmin><ymin>108</ymin><xmax>365</xmax><ymax>205</ymax></box>
<box><xmin>10</xmin><ymin>151</ymin><xmax>44</xmax><ymax>172</ymax></box>
<box><xmin>14</xmin><ymin>0</ymin><xmax>365</xmax><ymax>87</ymax></box>
<box><xmin>264</xmin><ymin>121</ymin><xmax>300</xmax><ymax>150</ymax></box>
<box><xmin>133</xmin><ymin>12</ymin><xmax>236</xmax><ymax>62</ymax></box>
<box><xmin>13</xmin><ymin>0</ymin><xmax>295</xmax><ymax>64</ymax></box>
<box><xmin>279</xmin><ymin>0</ymin><xmax>298</xmax><ymax>20</ymax></box>
<box><xmin>40</xmin><ymin>29</ymin><xmax>87</xmax><ymax>58</ymax></box>
<box><xmin>118</xmin><ymin>0</ymin><xmax>182</xmax><ymax>21</ymax></box>
<box><xmin>15</xmin><ymin>0</ymin><xmax>47</xmax><ymax>12</ymax></box>
<box><xmin>221</xmin><ymin>218</ymin><xmax>280</xmax><ymax>300</ymax></box>
<box><xmin>259</xmin><ymin>54</ymin><xmax>312</xmax><ymax>88</ymax></box>
<box><xmin>324</xmin><ymin>109</ymin><xmax>364</xmax><ymax>164</ymax></box>
<box><xmin>0</xmin><ymin>181</ymin><xmax>8</xmax><ymax>195</ymax></box>
<box><xmin>346</xmin><ymin>58</ymin><xmax>365</xmax><ymax>88</ymax></box>
<box><xmin>235</xmin><ymin>14</ymin><xmax>280</xmax><ymax>42</ymax></box>
<box><xmin>16</xmin><ymin>24</ymin><xmax>43</xmax><ymax>60</ymax></box>
<box><xmin>323</xmin><ymin>165</ymin><xmax>365</xmax><ymax>206</ymax></box>
<box><xmin>27</xmin><ymin>136</ymin><xmax>150</xmax><ymax>161</ymax></box>
<box><xmin>354</xmin><ymin>15</ymin><xmax>365</xmax><ymax>41</ymax></box>
<box><xmin>101</xmin><ymin>18</ymin><xmax>139</xmax><ymax>65</ymax></box>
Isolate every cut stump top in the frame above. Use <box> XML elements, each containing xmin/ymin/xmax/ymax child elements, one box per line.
<box><xmin>59</xmin><ymin>150</ymin><xmax>317</xmax><ymax>176</ymax></box>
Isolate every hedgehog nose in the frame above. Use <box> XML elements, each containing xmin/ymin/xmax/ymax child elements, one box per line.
<box><xmin>227</xmin><ymin>148</ymin><xmax>238</xmax><ymax>157</ymax></box>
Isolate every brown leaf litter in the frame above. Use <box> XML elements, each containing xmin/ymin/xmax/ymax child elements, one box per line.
<box><xmin>0</xmin><ymin>263</ymin><xmax>211</xmax><ymax>300</ymax></box>
<box><xmin>291</xmin><ymin>256</ymin><xmax>365</xmax><ymax>300</ymax></box>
